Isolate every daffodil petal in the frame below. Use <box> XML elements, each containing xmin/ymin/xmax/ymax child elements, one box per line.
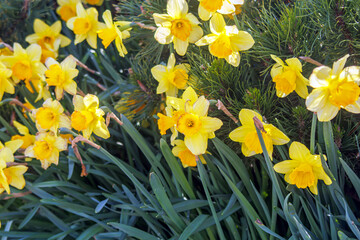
<box><xmin>273</xmin><ymin>160</ymin><xmax>300</xmax><ymax>174</ymax></box>
<box><xmin>185</xmin><ymin>132</ymin><xmax>207</xmax><ymax>155</ymax></box>
<box><xmin>239</xmin><ymin>109</ymin><xmax>263</xmax><ymax>125</ymax></box>
<box><xmin>229</xmin><ymin>125</ymin><xmax>253</xmax><ymax>142</ymax></box>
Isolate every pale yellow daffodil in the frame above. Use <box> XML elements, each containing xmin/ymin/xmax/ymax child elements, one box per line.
<box><xmin>25</xmin><ymin>19</ymin><xmax>71</xmax><ymax>50</ymax></box>
<box><xmin>0</xmin><ymin>61</ymin><xmax>14</xmax><ymax>101</ymax></box>
<box><xmin>229</xmin><ymin>109</ymin><xmax>289</xmax><ymax>158</ymax></box>
<box><xmin>0</xmin><ymin>139</ymin><xmax>27</xmax><ymax>194</ymax></box>
<box><xmin>270</xmin><ymin>55</ymin><xmax>309</xmax><ymax>99</ymax></box>
<box><xmin>66</xmin><ymin>3</ymin><xmax>105</xmax><ymax>48</ymax></box>
<box><xmin>274</xmin><ymin>141</ymin><xmax>332</xmax><ymax>195</ymax></box>
<box><xmin>151</xmin><ymin>53</ymin><xmax>190</xmax><ymax>96</ymax></box>
<box><xmin>45</xmin><ymin>56</ymin><xmax>79</xmax><ymax>100</ymax></box>
<box><xmin>153</xmin><ymin>0</ymin><xmax>203</xmax><ymax>56</ymax></box>
<box><xmin>97</xmin><ymin>10</ymin><xmax>131</xmax><ymax>57</ymax></box>
<box><xmin>306</xmin><ymin>54</ymin><xmax>360</xmax><ymax>122</ymax></box>
<box><xmin>71</xmin><ymin>94</ymin><xmax>110</xmax><ymax>139</ymax></box>
<box><xmin>195</xmin><ymin>13</ymin><xmax>254</xmax><ymax>67</ymax></box>
<box><xmin>198</xmin><ymin>0</ymin><xmax>243</xmax><ymax>21</ymax></box>
<box><xmin>33</xmin><ymin>98</ymin><xmax>71</xmax><ymax>133</ymax></box>
<box><xmin>57</xmin><ymin>0</ymin><xmax>81</xmax><ymax>22</ymax></box>
<box><xmin>25</xmin><ymin>132</ymin><xmax>68</xmax><ymax>170</ymax></box>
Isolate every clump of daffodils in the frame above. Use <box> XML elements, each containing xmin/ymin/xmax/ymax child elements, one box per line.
<box><xmin>306</xmin><ymin>55</ymin><xmax>360</xmax><ymax>122</ymax></box>
<box><xmin>229</xmin><ymin>109</ymin><xmax>289</xmax><ymax>158</ymax></box>
<box><xmin>153</xmin><ymin>0</ymin><xmax>203</xmax><ymax>56</ymax></box>
<box><xmin>270</xmin><ymin>55</ymin><xmax>309</xmax><ymax>99</ymax></box>
<box><xmin>274</xmin><ymin>141</ymin><xmax>332</xmax><ymax>195</ymax></box>
<box><xmin>195</xmin><ymin>13</ymin><xmax>254</xmax><ymax>67</ymax></box>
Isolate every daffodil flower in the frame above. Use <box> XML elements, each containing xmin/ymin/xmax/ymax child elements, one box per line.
<box><xmin>270</xmin><ymin>55</ymin><xmax>309</xmax><ymax>98</ymax></box>
<box><xmin>172</xmin><ymin>139</ymin><xmax>206</xmax><ymax>167</ymax></box>
<box><xmin>25</xmin><ymin>19</ymin><xmax>71</xmax><ymax>50</ymax></box>
<box><xmin>274</xmin><ymin>141</ymin><xmax>332</xmax><ymax>195</ymax></box>
<box><xmin>11</xmin><ymin>121</ymin><xmax>35</xmax><ymax>149</ymax></box>
<box><xmin>161</xmin><ymin>86</ymin><xmax>223</xmax><ymax>155</ymax></box>
<box><xmin>0</xmin><ymin>43</ymin><xmax>46</xmax><ymax>84</ymax></box>
<box><xmin>195</xmin><ymin>13</ymin><xmax>254</xmax><ymax>67</ymax></box>
<box><xmin>198</xmin><ymin>0</ymin><xmax>243</xmax><ymax>21</ymax></box>
<box><xmin>0</xmin><ymin>139</ymin><xmax>27</xmax><ymax>194</ymax></box>
<box><xmin>71</xmin><ymin>94</ymin><xmax>110</xmax><ymax>139</ymax></box>
<box><xmin>0</xmin><ymin>61</ymin><xmax>14</xmax><ymax>101</ymax></box>
<box><xmin>57</xmin><ymin>0</ymin><xmax>81</xmax><ymax>22</ymax></box>
<box><xmin>33</xmin><ymin>98</ymin><xmax>71</xmax><ymax>133</ymax></box>
<box><xmin>25</xmin><ymin>132</ymin><xmax>68</xmax><ymax>169</ymax></box>
<box><xmin>84</xmin><ymin>0</ymin><xmax>104</xmax><ymax>6</ymax></box>
<box><xmin>153</xmin><ymin>0</ymin><xmax>203</xmax><ymax>56</ymax></box>
<box><xmin>45</xmin><ymin>56</ymin><xmax>79</xmax><ymax>100</ymax></box>
<box><xmin>229</xmin><ymin>109</ymin><xmax>289</xmax><ymax>158</ymax></box>
<box><xmin>97</xmin><ymin>10</ymin><xmax>131</xmax><ymax>57</ymax></box>
<box><xmin>151</xmin><ymin>53</ymin><xmax>190</xmax><ymax>96</ymax></box>
<box><xmin>306</xmin><ymin>54</ymin><xmax>360</xmax><ymax>122</ymax></box>
<box><xmin>66</xmin><ymin>3</ymin><xmax>105</xmax><ymax>48</ymax></box>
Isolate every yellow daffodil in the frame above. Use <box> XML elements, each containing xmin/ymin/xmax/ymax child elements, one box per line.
<box><xmin>33</xmin><ymin>98</ymin><xmax>71</xmax><ymax>132</ymax></box>
<box><xmin>0</xmin><ymin>61</ymin><xmax>14</xmax><ymax>101</ymax></box>
<box><xmin>26</xmin><ymin>75</ymin><xmax>52</xmax><ymax>102</ymax></box>
<box><xmin>97</xmin><ymin>10</ymin><xmax>131</xmax><ymax>57</ymax></box>
<box><xmin>25</xmin><ymin>19</ymin><xmax>71</xmax><ymax>50</ymax></box>
<box><xmin>45</xmin><ymin>56</ymin><xmax>79</xmax><ymax>100</ymax></box>
<box><xmin>270</xmin><ymin>55</ymin><xmax>309</xmax><ymax>99</ymax></box>
<box><xmin>151</xmin><ymin>53</ymin><xmax>190</xmax><ymax>96</ymax></box>
<box><xmin>0</xmin><ymin>139</ymin><xmax>27</xmax><ymax>194</ymax></box>
<box><xmin>229</xmin><ymin>109</ymin><xmax>289</xmax><ymax>158</ymax></box>
<box><xmin>0</xmin><ymin>46</ymin><xmax>13</xmax><ymax>56</ymax></box>
<box><xmin>172</xmin><ymin>139</ymin><xmax>206</xmax><ymax>167</ymax></box>
<box><xmin>25</xmin><ymin>132</ymin><xmax>68</xmax><ymax>169</ymax></box>
<box><xmin>84</xmin><ymin>0</ymin><xmax>104</xmax><ymax>6</ymax></box>
<box><xmin>11</xmin><ymin>121</ymin><xmax>35</xmax><ymax>149</ymax></box>
<box><xmin>160</xmin><ymin>86</ymin><xmax>223</xmax><ymax>155</ymax></box>
<box><xmin>57</xmin><ymin>0</ymin><xmax>81</xmax><ymax>21</ymax></box>
<box><xmin>274</xmin><ymin>141</ymin><xmax>332</xmax><ymax>195</ymax></box>
<box><xmin>66</xmin><ymin>3</ymin><xmax>105</xmax><ymax>48</ymax></box>
<box><xmin>195</xmin><ymin>13</ymin><xmax>254</xmax><ymax>67</ymax></box>
<box><xmin>71</xmin><ymin>94</ymin><xmax>110</xmax><ymax>139</ymax></box>
<box><xmin>40</xmin><ymin>40</ymin><xmax>60</xmax><ymax>63</ymax></box>
<box><xmin>0</xmin><ymin>43</ymin><xmax>46</xmax><ymax>84</ymax></box>
<box><xmin>306</xmin><ymin>55</ymin><xmax>360</xmax><ymax>122</ymax></box>
<box><xmin>198</xmin><ymin>0</ymin><xmax>243</xmax><ymax>21</ymax></box>
<box><xmin>153</xmin><ymin>0</ymin><xmax>203</xmax><ymax>56</ymax></box>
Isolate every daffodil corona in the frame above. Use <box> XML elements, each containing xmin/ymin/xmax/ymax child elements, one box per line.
<box><xmin>306</xmin><ymin>55</ymin><xmax>360</xmax><ymax>122</ymax></box>
<box><xmin>151</xmin><ymin>53</ymin><xmax>190</xmax><ymax>96</ymax></box>
<box><xmin>273</xmin><ymin>142</ymin><xmax>332</xmax><ymax>194</ymax></box>
<box><xmin>97</xmin><ymin>10</ymin><xmax>131</xmax><ymax>57</ymax></box>
<box><xmin>270</xmin><ymin>55</ymin><xmax>309</xmax><ymax>99</ymax></box>
<box><xmin>195</xmin><ymin>13</ymin><xmax>254</xmax><ymax>67</ymax></box>
<box><xmin>67</xmin><ymin>3</ymin><xmax>105</xmax><ymax>48</ymax></box>
<box><xmin>153</xmin><ymin>0</ymin><xmax>203</xmax><ymax>56</ymax></box>
<box><xmin>229</xmin><ymin>109</ymin><xmax>289</xmax><ymax>158</ymax></box>
<box><xmin>45</xmin><ymin>57</ymin><xmax>79</xmax><ymax>100</ymax></box>
<box><xmin>172</xmin><ymin>139</ymin><xmax>206</xmax><ymax>167</ymax></box>
<box><xmin>71</xmin><ymin>94</ymin><xmax>110</xmax><ymax>139</ymax></box>
<box><xmin>57</xmin><ymin>0</ymin><xmax>81</xmax><ymax>21</ymax></box>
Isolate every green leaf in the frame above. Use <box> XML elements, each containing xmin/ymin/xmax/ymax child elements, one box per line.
<box><xmin>76</xmin><ymin>224</ymin><xmax>104</xmax><ymax>240</ymax></box>
<box><xmin>95</xmin><ymin>198</ymin><xmax>109</xmax><ymax>213</ymax></box>
<box><xmin>109</xmin><ymin>223</ymin><xmax>161</xmax><ymax>240</ymax></box>
<box><xmin>18</xmin><ymin>203</ymin><xmax>40</xmax><ymax>229</ymax></box>
<box><xmin>178</xmin><ymin>215</ymin><xmax>208</xmax><ymax>240</ymax></box>
<box><xmin>339</xmin><ymin>158</ymin><xmax>360</xmax><ymax>199</ymax></box>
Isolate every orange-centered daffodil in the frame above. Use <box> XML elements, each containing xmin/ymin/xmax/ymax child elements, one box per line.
<box><xmin>57</xmin><ymin>0</ymin><xmax>81</xmax><ymax>22</ymax></box>
<box><xmin>306</xmin><ymin>54</ymin><xmax>360</xmax><ymax>122</ymax></box>
<box><xmin>270</xmin><ymin>55</ymin><xmax>309</xmax><ymax>99</ymax></box>
<box><xmin>273</xmin><ymin>141</ymin><xmax>332</xmax><ymax>195</ymax></box>
<box><xmin>195</xmin><ymin>13</ymin><xmax>254</xmax><ymax>67</ymax></box>
<box><xmin>153</xmin><ymin>0</ymin><xmax>203</xmax><ymax>56</ymax></box>
<box><xmin>229</xmin><ymin>109</ymin><xmax>289</xmax><ymax>158</ymax></box>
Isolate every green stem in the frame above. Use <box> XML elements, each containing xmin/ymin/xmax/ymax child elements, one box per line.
<box><xmin>323</xmin><ymin>121</ymin><xmax>338</xmax><ymax>181</ymax></box>
<box><xmin>310</xmin><ymin>113</ymin><xmax>317</xmax><ymax>154</ymax></box>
